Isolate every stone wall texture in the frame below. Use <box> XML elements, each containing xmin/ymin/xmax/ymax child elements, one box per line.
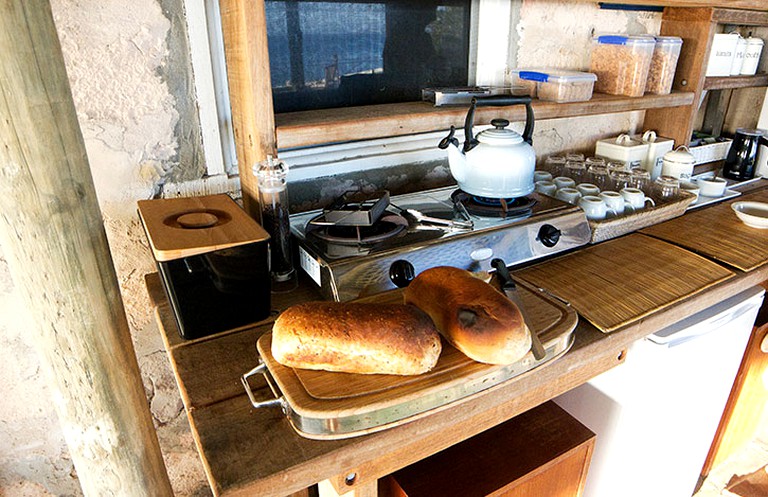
<box><xmin>0</xmin><ymin>0</ymin><xmax>665</xmax><ymax>495</ymax></box>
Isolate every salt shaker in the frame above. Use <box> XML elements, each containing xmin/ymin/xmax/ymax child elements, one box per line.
<box><xmin>255</xmin><ymin>155</ymin><xmax>296</xmax><ymax>290</ymax></box>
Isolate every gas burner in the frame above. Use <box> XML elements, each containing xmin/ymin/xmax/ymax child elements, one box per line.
<box><xmin>451</xmin><ymin>190</ymin><xmax>537</xmax><ymax>218</ymax></box>
<box><xmin>306</xmin><ymin>213</ymin><xmax>408</xmax><ymax>246</ymax></box>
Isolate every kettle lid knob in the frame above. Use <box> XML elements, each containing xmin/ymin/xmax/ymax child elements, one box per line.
<box><xmin>491</xmin><ymin>118</ymin><xmax>510</xmax><ymax>129</ymax></box>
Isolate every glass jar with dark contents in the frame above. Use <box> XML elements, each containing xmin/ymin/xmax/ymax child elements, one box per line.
<box><xmin>255</xmin><ymin>155</ymin><xmax>297</xmax><ymax>291</ymax></box>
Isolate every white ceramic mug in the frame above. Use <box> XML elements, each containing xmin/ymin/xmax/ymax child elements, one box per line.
<box><xmin>577</xmin><ymin>183</ymin><xmax>601</xmax><ymax>197</ymax></box>
<box><xmin>578</xmin><ymin>195</ymin><xmax>617</xmax><ymax>220</ymax></box>
<box><xmin>555</xmin><ymin>187</ymin><xmax>582</xmax><ymax>205</ymax></box>
<box><xmin>599</xmin><ymin>190</ymin><xmax>633</xmax><ymax>216</ymax></box>
<box><xmin>534</xmin><ymin>170</ymin><xmax>554</xmax><ymax>182</ymax></box>
<box><xmin>554</xmin><ymin>176</ymin><xmax>576</xmax><ymax>189</ymax></box>
<box><xmin>535</xmin><ymin>180</ymin><xmax>557</xmax><ymax>196</ymax></box>
<box><xmin>621</xmin><ymin>187</ymin><xmax>656</xmax><ymax>210</ymax></box>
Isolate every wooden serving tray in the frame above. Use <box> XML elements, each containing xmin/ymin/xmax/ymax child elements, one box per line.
<box><xmin>641</xmin><ymin>189</ymin><xmax>768</xmax><ymax>272</ymax></box>
<box><xmin>252</xmin><ymin>280</ymin><xmax>577</xmax><ymax>440</ymax></box>
<box><xmin>513</xmin><ymin>233</ymin><xmax>735</xmax><ymax>333</ymax></box>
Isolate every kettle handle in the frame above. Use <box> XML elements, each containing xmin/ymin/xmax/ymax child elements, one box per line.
<box><xmin>463</xmin><ymin>95</ymin><xmax>535</xmax><ymax>152</ymax></box>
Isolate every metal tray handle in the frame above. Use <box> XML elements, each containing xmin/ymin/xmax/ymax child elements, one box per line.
<box><xmin>241</xmin><ymin>363</ymin><xmax>285</xmax><ymax>410</ymax></box>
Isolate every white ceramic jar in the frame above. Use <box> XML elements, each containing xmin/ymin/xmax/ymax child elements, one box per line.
<box><xmin>741</xmin><ymin>37</ymin><xmax>764</xmax><ymax>76</ymax></box>
<box><xmin>730</xmin><ymin>35</ymin><xmax>747</xmax><ymax>75</ymax></box>
<box><xmin>661</xmin><ymin>146</ymin><xmax>696</xmax><ymax>180</ymax></box>
<box><xmin>706</xmin><ymin>33</ymin><xmax>739</xmax><ymax>77</ymax></box>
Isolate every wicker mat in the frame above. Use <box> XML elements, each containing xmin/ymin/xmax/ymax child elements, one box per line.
<box><xmin>513</xmin><ymin>233</ymin><xmax>734</xmax><ymax>333</ymax></box>
<box><xmin>641</xmin><ymin>188</ymin><xmax>768</xmax><ymax>272</ymax></box>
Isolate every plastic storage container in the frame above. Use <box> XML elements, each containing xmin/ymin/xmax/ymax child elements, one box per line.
<box><xmin>514</xmin><ymin>70</ymin><xmax>597</xmax><ymax>103</ymax></box>
<box><xmin>741</xmin><ymin>36</ymin><xmax>764</xmax><ymax>75</ymax></box>
<box><xmin>508</xmin><ymin>69</ymin><xmax>538</xmax><ymax>98</ymax></box>
<box><xmin>706</xmin><ymin>33</ymin><xmax>739</xmax><ymax>77</ymax></box>
<box><xmin>645</xmin><ymin>36</ymin><xmax>683</xmax><ymax>95</ymax></box>
<box><xmin>590</xmin><ymin>35</ymin><xmax>655</xmax><ymax>97</ymax></box>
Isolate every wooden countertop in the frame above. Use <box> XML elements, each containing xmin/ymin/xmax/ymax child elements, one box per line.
<box><xmin>148</xmin><ymin>181</ymin><xmax>768</xmax><ymax>497</ymax></box>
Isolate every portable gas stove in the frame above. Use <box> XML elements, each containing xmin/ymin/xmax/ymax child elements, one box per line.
<box><xmin>291</xmin><ymin>186</ymin><xmax>592</xmax><ymax>301</ymax></box>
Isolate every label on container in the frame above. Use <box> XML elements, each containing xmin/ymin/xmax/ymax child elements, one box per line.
<box><xmin>298</xmin><ymin>245</ymin><xmax>322</xmax><ymax>287</ymax></box>
<box><xmin>519</xmin><ymin>71</ymin><xmax>549</xmax><ymax>82</ymax></box>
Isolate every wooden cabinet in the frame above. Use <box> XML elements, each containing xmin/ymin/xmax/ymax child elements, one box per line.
<box><xmin>380</xmin><ymin>401</ymin><xmax>595</xmax><ymax>497</ymax></box>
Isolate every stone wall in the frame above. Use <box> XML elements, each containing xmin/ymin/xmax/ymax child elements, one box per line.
<box><xmin>0</xmin><ymin>1</ymin><xmax>667</xmax><ymax>495</ymax></box>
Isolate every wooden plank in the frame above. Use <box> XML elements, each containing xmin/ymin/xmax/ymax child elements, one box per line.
<box><xmin>276</xmin><ymin>92</ymin><xmax>694</xmax><ymax>150</ymax></box>
<box><xmin>641</xmin><ymin>188</ymin><xmax>768</xmax><ymax>272</ymax></box>
<box><xmin>384</xmin><ymin>401</ymin><xmax>595</xmax><ymax>497</ymax></box>
<box><xmin>701</xmin><ymin>88</ymin><xmax>733</xmax><ymax>136</ymax></box>
<box><xmin>0</xmin><ymin>1</ymin><xmax>173</xmax><ymax>494</ymax></box>
<box><xmin>644</xmin><ymin>8</ymin><xmax>718</xmax><ymax>147</ymax></box>
<box><xmin>594</xmin><ymin>1</ymin><xmax>768</xmax><ymax>11</ymax></box>
<box><xmin>165</xmin><ymin>262</ymin><xmax>768</xmax><ymax>497</ymax></box>
<box><xmin>514</xmin><ymin>234</ymin><xmax>735</xmax><ymax>333</ymax></box>
<box><xmin>219</xmin><ymin>0</ymin><xmax>275</xmax><ymax>218</ymax></box>
<box><xmin>712</xmin><ymin>7</ymin><xmax>768</xmax><ymax>24</ymax></box>
<box><xmin>704</xmin><ymin>74</ymin><xmax>768</xmax><ymax>90</ymax></box>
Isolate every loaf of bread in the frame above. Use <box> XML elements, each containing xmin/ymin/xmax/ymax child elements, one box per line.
<box><xmin>404</xmin><ymin>266</ymin><xmax>531</xmax><ymax>365</ymax></box>
<box><xmin>271</xmin><ymin>302</ymin><xmax>442</xmax><ymax>375</ymax></box>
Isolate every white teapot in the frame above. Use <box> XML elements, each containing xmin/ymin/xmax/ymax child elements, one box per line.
<box><xmin>439</xmin><ymin>96</ymin><xmax>536</xmax><ymax>198</ymax></box>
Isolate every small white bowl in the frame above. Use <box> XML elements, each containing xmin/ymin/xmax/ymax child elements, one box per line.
<box><xmin>732</xmin><ymin>201</ymin><xmax>768</xmax><ymax>229</ymax></box>
<box><xmin>697</xmin><ymin>176</ymin><xmax>728</xmax><ymax>197</ymax></box>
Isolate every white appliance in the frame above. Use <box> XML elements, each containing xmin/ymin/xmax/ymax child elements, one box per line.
<box><xmin>555</xmin><ymin>286</ymin><xmax>765</xmax><ymax>497</ymax></box>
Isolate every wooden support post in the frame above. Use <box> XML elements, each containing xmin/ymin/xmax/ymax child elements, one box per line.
<box><xmin>0</xmin><ymin>2</ymin><xmax>173</xmax><ymax>496</ymax></box>
<box><xmin>219</xmin><ymin>0</ymin><xmax>277</xmax><ymax>219</ymax></box>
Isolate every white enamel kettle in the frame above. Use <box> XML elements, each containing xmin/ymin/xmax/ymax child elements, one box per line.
<box><xmin>438</xmin><ymin>96</ymin><xmax>536</xmax><ymax>198</ymax></box>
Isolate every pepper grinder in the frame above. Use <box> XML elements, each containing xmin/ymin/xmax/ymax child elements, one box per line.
<box><xmin>255</xmin><ymin>155</ymin><xmax>297</xmax><ymax>291</ymax></box>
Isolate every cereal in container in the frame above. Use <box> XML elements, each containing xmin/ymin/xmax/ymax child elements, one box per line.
<box><xmin>590</xmin><ymin>35</ymin><xmax>655</xmax><ymax>97</ymax></box>
<box><xmin>646</xmin><ymin>36</ymin><xmax>682</xmax><ymax>95</ymax></box>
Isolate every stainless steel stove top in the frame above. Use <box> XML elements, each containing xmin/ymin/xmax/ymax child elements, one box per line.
<box><xmin>291</xmin><ymin>186</ymin><xmax>591</xmax><ymax>301</ymax></box>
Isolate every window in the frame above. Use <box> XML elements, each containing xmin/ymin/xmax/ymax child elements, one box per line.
<box><xmin>265</xmin><ymin>0</ymin><xmax>472</xmax><ymax>113</ymax></box>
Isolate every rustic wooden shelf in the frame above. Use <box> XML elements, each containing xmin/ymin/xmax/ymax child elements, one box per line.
<box><xmin>704</xmin><ymin>74</ymin><xmax>768</xmax><ymax>90</ymax></box>
<box><xmin>592</xmin><ymin>1</ymin><xmax>768</xmax><ymax>13</ymax></box>
<box><xmin>275</xmin><ymin>91</ymin><xmax>695</xmax><ymax>150</ymax></box>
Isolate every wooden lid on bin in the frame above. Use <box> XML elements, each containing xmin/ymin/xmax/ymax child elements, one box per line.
<box><xmin>137</xmin><ymin>194</ymin><xmax>269</xmax><ymax>262</ymax></box>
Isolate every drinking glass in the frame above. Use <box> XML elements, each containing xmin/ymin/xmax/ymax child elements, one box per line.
<box><xmin>610</xmin><ymin>170</ymin><xmax>632</xmax><ymax>191</ymax></box>
<box><xmin>652</xmin><ymin>175</ymin><xmax>680</xmax><ymax>201</ymax></box>
<box><xmin>588</xmin><ymin>164</ymin><xmax>610</xmax><ymax>190</ymax></box>
<box><xmin>544</xmin><ymin>155</ymin><xmax>567</xmax><ymax>176</ymax></box>
<box><xmin>630</xmin><ymin>168</ymin><xmax>652</xmax><ymax>191</ymax></box>
<box><xmin>565</xmin><ymin>160</ymin><xmax>587</xmax><ymax>182</ymax></box>
<box><xmin>566</xmin><ymin>152</ymin><xmax>585</xmax><ymax>162</ymax></box>
<box><xmin>585</xmin><ymin>157</ymin><xmax>606</xmax><ymax>168</ymax></box>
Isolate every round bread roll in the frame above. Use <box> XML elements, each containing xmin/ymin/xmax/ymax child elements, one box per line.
<box><xmin>404</xmin><ymin>266</ymin><xmax>531</xmax><ymax>365</ymax></box>
<box><xmin>271</xmin><ymin>302</ymin><xmax>442</xmax><ymax>375</ymax></box>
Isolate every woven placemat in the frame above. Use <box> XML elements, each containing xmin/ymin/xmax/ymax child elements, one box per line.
<box><xmin>641</xmin><ymin>189</ymin><xmax>768</xmax><ymax>272</ymax></box>
<box><xmin>513</xmin><ymin>233</ymin><xmax>734</xmax><ymax>333</ymax></box>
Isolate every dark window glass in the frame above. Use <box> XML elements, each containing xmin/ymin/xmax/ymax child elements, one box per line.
<box><xmin>266</xmin><ymin>0</ymin><xmax>471</xmax><ymax>113</ymax></box>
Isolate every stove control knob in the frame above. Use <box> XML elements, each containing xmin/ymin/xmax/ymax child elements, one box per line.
<box><xmin>537</xmin><ymin>224</ymin><xmax>561</xmax><ymax>248</ymax></box>
<box><xmin>389</xmin><ymin>260</ymin><xmax>415</xmax><ymax>288</ymax></box>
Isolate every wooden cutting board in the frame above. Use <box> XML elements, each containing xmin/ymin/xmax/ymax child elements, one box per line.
<box><xmin>641</xmin><ymin>189</ymin><xmax>768</xmax><ymax>272</ymax></box>
<box><xmin>255</xmin><ymin>280</ymin><xmax>577</xmax><ymax>438</ymax></box>
<box><xmin>513</xmin><ymin>233</ymin><xmax>734</xmax><ymax>333</ymax></box>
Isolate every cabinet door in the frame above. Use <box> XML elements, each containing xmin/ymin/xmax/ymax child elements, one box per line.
<box><xmin>701</xmin><ymin>286</ymin><xmax>768</xmax><ymax>478</ymax></box>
